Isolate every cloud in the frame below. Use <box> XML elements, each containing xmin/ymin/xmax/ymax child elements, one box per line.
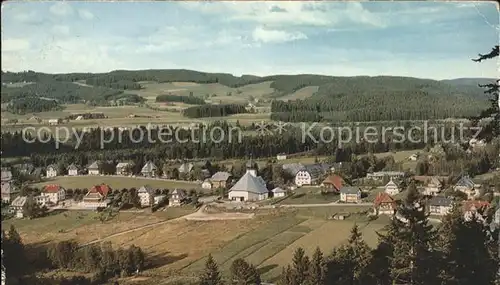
<box><xmin>78</xmin><ymin>9</ymin><xmax>94</xmax><ymax>20</ymax></box>
<box><xmin>2</xmin><ymin>38</ymin><xmax>30</xmax><ymax>52</ymax></box>
<box><xmin>49</xmin><ymin>2</ymin><xmax>73</xmax><ymax>16</ymax></box>
<box><xmin>252</xmin><ymin>26</ymin><xmax>307</xmax><ymax>43</ymax></box>
<box><xmin>51</xmin><ymin>25</ymin><xmax>70</xmax><ymax>35</ymax></box>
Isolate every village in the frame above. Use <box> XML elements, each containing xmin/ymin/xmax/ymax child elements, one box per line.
<box><xmin>2</xmin><ymin>147</ymin><xmax>499</xmax><ymax>225</ymax></box>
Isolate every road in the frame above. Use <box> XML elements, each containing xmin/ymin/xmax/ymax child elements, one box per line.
<box><xmin>277</xmin><ymin>202</ymin><xmax>373</xmax><ymax>208</ymax></box>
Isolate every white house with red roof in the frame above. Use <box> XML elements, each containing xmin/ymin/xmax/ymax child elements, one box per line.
<box><xmin>41</xmin><ymin>184</ymin><xmax>66</xmax><ymax>204</ymax></box>
<box><xmin>83</xmin><ymin>184</ymin><xmax>112</xmax><ymax>209</ymax></box>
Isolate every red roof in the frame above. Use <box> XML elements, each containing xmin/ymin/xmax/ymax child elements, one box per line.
<box><xmin>322</xmin><ymin>174</ymin><xmax>346</xmax><ymax>190</ymax></box>
<box><xmin>89</xmin><ymin>184</ymin><xmax>111</xmax><ymax>197</ymax></box>
<box><xmin>462</xmin><ymin>200</ymin><xmax>490</xmax><ymax>212</ymax></box>
<box><xmin>374</xmin><ymin>192</ymin><xmax>396</xmax><ymax>208</ymax></box>
<box><xmin>44</xmin><ymin>184</ymin><xmax>63</xmax><ymax>193</ymax></box>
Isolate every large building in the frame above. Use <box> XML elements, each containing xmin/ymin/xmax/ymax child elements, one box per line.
<box><xmin>228</xmin><ymin>160</ymin><xmax>268</xmax><ymax>201</ymax></box>
<box><xmin>41</xmin><ymin>184</ymin><xmax>66</xmax><ymax>205</ymax></box>
<box><xmin>1</xmin><ymin>170</ymin><xmax>17</xmax><ymax>203</ymax></box>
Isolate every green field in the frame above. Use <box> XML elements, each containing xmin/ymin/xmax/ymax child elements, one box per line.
<box><xmin>32</xmin><ymin>176</ymin><xmax>203</xmax><ymax>191</ymax></box>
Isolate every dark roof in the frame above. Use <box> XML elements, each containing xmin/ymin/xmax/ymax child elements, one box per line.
<box><xmin>340</xmin><ymin>186</ymin><xmax>361</xmax><ymax>194</ymax></box>
<box><xmin>428</xmin><ymin>196</ymin><xmax>453</xmax><ymax>207</ymax></box>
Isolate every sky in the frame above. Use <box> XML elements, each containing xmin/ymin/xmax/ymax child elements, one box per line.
<box><xmin>1</xmin><ymin>1</ymin><xmax>499</xmax><ymax>80</ymax></box>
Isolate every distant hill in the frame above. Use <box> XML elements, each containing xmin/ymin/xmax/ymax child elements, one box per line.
<box><xmin>0</xmin><ymin>69</ymin><xmax>492</xmax><ymax>121</ymax></box>
<box><xmin>441</xmin><ymin>78</ymin><xmax>497</xmax><ymax>87</ymax></box>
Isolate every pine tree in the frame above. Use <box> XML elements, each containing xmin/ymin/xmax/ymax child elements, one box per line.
<box><xmin>388</xmin><ymin>186</ymin><xmax>438</xmax><ymax>285</ymax></box>
<box><xmin>305</xmin><ymin>247</ymin><xmax>326</xmax><ymax>285</ymax></box>
<box><xmin>471</xmin><ymin>46</ymin><xmax>499</xmax><ymax>141</ymax></box>
<box><xmin>230</xmin><ymin>258</ymin><xmax>261</xmax><ymax>285</ymax></box>
<box><xmin>277</xmin><ymin>265</ymin><xmax>296</xmax><ymax>285</ymax></box>
<box><xmin>200</xmin><ymin>254</ymin><xmax>223</xmax><ymax>285</ymax></box>
<box><xmin>291</xmin><ymin>247</ymin><xmax>310</xmax><ymax>285</ymax></box>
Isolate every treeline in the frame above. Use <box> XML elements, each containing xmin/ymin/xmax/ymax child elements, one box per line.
<box><xmin>156</xmin><ymin>94</ymin><xmax>206</xmax><ymax>105</ymax></box>
<box><xmin>6</xmin><ymin>97</ymin><xmax>62</xmax><ymax>114</ymax></box>
<box><xmin>182</xmin><ymin>104</ymin><xmax>247</xmax><ymax>118</ymax></box>
<box><xmin>1</xmin><ymin>80</ymin><xmax>144</xmax><ymax>111</ymax></box>
<box><xmin>271</xmin><ymin>89</ymin><xmax>488</xmax><ymax>122</ymax></box>
<box><xmin>2</xmin><ymin>225</ymin><xmax>145</xmax><ymax>284</ymax></box>
<box><xmin>197</xmin><ymin>187</ymin><xmax>499</xmax><ymax>285</ymax></box>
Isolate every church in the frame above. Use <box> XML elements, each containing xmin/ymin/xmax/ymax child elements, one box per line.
<box><xmin>228</xmin><ymin>160</ymin><xmax>269</xmax><ymax>201</ymax></box>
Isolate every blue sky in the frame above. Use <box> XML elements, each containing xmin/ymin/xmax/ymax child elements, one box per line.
<box><xmin>1</xmin><ymin>1</ymin><xmax>499</xmax><ymax>79</ymax></box>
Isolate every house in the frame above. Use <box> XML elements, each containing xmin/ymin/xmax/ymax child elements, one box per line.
<box><xmin>373</xmin><ymin>192</ymin><xmax>397</xmax><ymax>215</ymax></box>
<box><xmin>178</xmin><ymin>162</ymin><xmax>194</xmax><ymax>174</ymax></box>
<box><xmin>14</xmin><ymin>163</ymin><xmax>34</xmax><ymax>175</ymax></box>
<box><xmin>87</xmin><ymin>161</ymin><xmax>101</xmax><ymax>175</ymax></box>
<box><xmin>82</xmin><ymin>184</ymin><xmax>111</xmax><ymax>209</ymax></box>
<box><xmin>469</xmin><ymin>138</ymin><xmax>486</xmax><ymax>148</ymax></box>
<box><xmin>339</xmin><ymin>187</ymin><xmax>361</xmax><ymax>203</ymax></box>
<box><xmin>454</xmin><ymin>175</ymin><xmax>481</xmax><ymax>199</ymax></box>
<box><xmin>34</xmin><ymin>195</ymin><xmax>50</xmax><ymax>207</ymax></box>
<box><xmin>46</xmin><ymin>164</ymin><xmax>58</xmax><ymax>178</ymax></box>
<box><xmin>210</xmin><ymin>172</ymin><xmax>232</xmax><ymax>189</ymax></box>
<box><xmin>137</xmin><ymin>185</ymin><xmax>155</xmax><ymax>207</ymax></box>
<box><xmin>462</xmin><ymin>200</ymin><xmax>490</xmax><ymax>222</ymax></box>
<box><xmin>384</xmin><ymin>179</ymin><xmax>401</xmax><ymax>195</ymax></box>
<box><xmin>41</xmin><ymin>184</ymin><xmax>66</xmax><ymax>205</ymax></box>
<box><xmin>276</xmin><ymin>153</ymin><xmax>287</xmax><ymax>161</ymax></box>
<box><xmin>366</xmin><ymin>171</ymin><xmax>405</xmax><ymax>181</ymax></box>
<box><xmin>321</xmin><ymin>174</ymin><xmax>346</xmax><ymax>192</ymax></box>
<box><xmin>170</xmin><ymin>189</ymin><xmax>187</xmax><ymax>206</ymax></box>
<box><xmin>10</xmin><ymin>196</ymin><xmax>27</xmax><ymax>218</ymax></box>
<box><xmin>141</xmin><ymin>161</ymin><xmax>157</xmax><ymax>177</ymax></box>
<box><xmin>271</xmin><ymin>187</ymin><xmax>287</xmax><ymax>198</ymax></box>
<box><xmin>423</xmin><ymin>177</ymin><xmax>443</xmax><ymax>196</ymax></box>
<box><xmin>48</xmin><ymin>118</ymin><xmax>62</xmax><ymax>126</ymax></box>
<box><xmin>408</xmin><ymin>153</ymin><xmax>419</xmax><ymax>161</ymax></box>
<box><xmin>116</xmin><ymin>162</ymin><xmax>134</xmax><ymax>176</ymax></box>
<box><xmin>282</xmin><ymin>163</ymin><xmax>304</xmax><ymax>177</ymax></box>
<box><xmin>428</xmin><ymin>196</ymin><xmax>453</xmax><ymax>216</ymax></box>
<box><xmin>67</xmin><ymin>164</ymin><xmax>80</xmax><ymax>176</ymax></box>
<box><xmin>228</xmin><ymin>162</ymin><xmax>268</xmax><ymax>201</ymax></box>
<box><xmin>202</xmin><ymin>179</ymin><xmax>212</xmax><ymax>190</ymax></box>
<box><xmin>294</xmin><ymin>164</ymin><xmax>326</xmax><ymax>186</ymax></box>
<box><xmin>1</xmin><ymin>170</ymin><xmax>17</xmax><ymax>203</ymax></box>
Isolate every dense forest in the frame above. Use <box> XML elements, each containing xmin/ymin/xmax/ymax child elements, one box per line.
<box><xmin>182</xmin><ymin>104</ymin><xmax>248</xmax><ymax>118</ymax></box>
<box><xmin>156</xmin><ymin>94</ymin><xmax>206</xmax><ymax>105</ymax></box>
<box><xmin>270</xmin><ymin>76</ymin><xmax>490</xmax><ymax>122</ymax></box>
<box><xmin>6</xmin><ymin>97</ymin><xmax>62</xmax><ymax>114</ymax></box>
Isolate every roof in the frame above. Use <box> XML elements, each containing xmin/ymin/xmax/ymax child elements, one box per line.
<box><xmin>88</xmin><ymin>161</ymin><xmax>100</xmax><ymax>170</ymax></box>
<box><xmin>1</xmin><ymin>170</ymin><xmax>12</xmax><ymax>182</ymax></box>
<box><xmin>141</xmin><ymin>161</ymin><xmax>157</xmax><ymax>173</ymax></box>
<box><xmin>282</xmin><ymin>163</ymin><xmax>305</xmax><ymax>176</ymax></box>
<box><xmin>428</xmin><ymin>196</ymin><xmax>453</xmax><ymax>207</ymax></box>
<box><xmin>462</xmin><ymin>200</ymin><xmax>490</xmax><ymax>212</ymax></box>
<box><xmin>367</xmin><ymin>171</ymin><xmax>405</xmax><ymax>177</ymax></box>
<box><xmin>11</xmin><ymin>196</ymin><xmax>27</xmax><ymax>207</ymax></box>
<box><xmin>229</xmin><ymin>172</ymin><xmax>268</xmax><ymax>194</ymax></box>
<box><xmin>46</xmin><ymin>164</ymin><xmax>58</xmax><ymax>171</ymax></box>
<box><xmin>340</xmin><ymin>186</ymin><xmax>361</xmax><ymax>195</ymax></box>
<box><xmin>322</xmin><ymin>174</ymin><xmax>346</xmax><ymax>190</ymax></box>
<box><xmin>272</xmin><ymin>187</ymin><xmax>286</xmax><ymax>193</ymax></box>
<box><xmin>374</xmin><ymin>192</ymin><xmax>396</xmax><ymax>207</ymax></box>
<box><xmin>171</xmin><ymin>189</ymin><xmax>187</xmax><ymax>198</ymax></box>
<box><xmin>67</xmin><ymin>164</ymin><xmax>79</xmax><ymax>170</ymax></box>
<box><xmin>385</xmin><ymin>180</ymin><xmax>400</xmax><ymax>188</ymax></box>
<box><xmin>211</xmin><ymin>171</ymin><xmax>231</xmax><ymax>181</ymax></box>
<box><xmin>138</xmin><ymin>185</ymin><xmax>154</xmax><ymax>195</ymax></box>
<box><xmin>428</xmin><ymin>177</ymin><xmax>443</xmax><ymax>187</ymax></box>
<box><xmin>88</xmin><ymin>184</ymin><xmax>111</xmax><ymax>197</ymax></box>
<box><xmin>116</xmin><ymin>162</ymin><xmax>133</xmax><ymax>168</ymax></box>
<box><xmin>455</xmin><ymin>176</ymin><xmax>475</xmax><ymax>188</ymax></box>
<box><xmin>178</xmin><ymin>163</ymin><xmax>194</xmax><ymax>173</ymax></box>
<box><xmin>43</xmin><ymin>184</ymin><xmax>64</xmax><ymax>193</ymax></box>
<box><xmin>1</xmin><ymin>182</ymin><xmax>16</xmax><ymax>195</ymax></box>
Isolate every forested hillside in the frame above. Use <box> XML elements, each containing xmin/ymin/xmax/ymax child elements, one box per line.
<box><xmin>1</xmin><ymin>70</ymin><xmax>490</xmax><ymax>121</ymax></box>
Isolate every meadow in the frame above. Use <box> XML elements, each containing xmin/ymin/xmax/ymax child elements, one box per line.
<box><xmin>3</xmin><ymin>205</ymin><xmax>387</xmax><ymax>284</ymax></box>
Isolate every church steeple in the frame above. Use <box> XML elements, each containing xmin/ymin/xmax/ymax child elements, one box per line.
<box><xmin>245</xmin><ymin>156</ymin><xmax>257</xmax><ymax>177</ymax></box>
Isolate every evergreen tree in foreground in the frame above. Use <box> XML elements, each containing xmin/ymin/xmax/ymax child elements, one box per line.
<box><xmin>229</xmin><ymin>258</ymin><xmax>261</xmax><ymax>285</ymax></box>
<box><xmin>200</xmin><ymin>254</ymin><xmax>224</xmax><ymax>285</ymax></box>
<box><xmin>306</xmin><ymin>247</ymin><xmax>327</xmax><ymax>285</ymax></box>
<box><xmin>471</xmin><ymin>45</ymin><xmax>499</xmax><ymax>141</ymax></box>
